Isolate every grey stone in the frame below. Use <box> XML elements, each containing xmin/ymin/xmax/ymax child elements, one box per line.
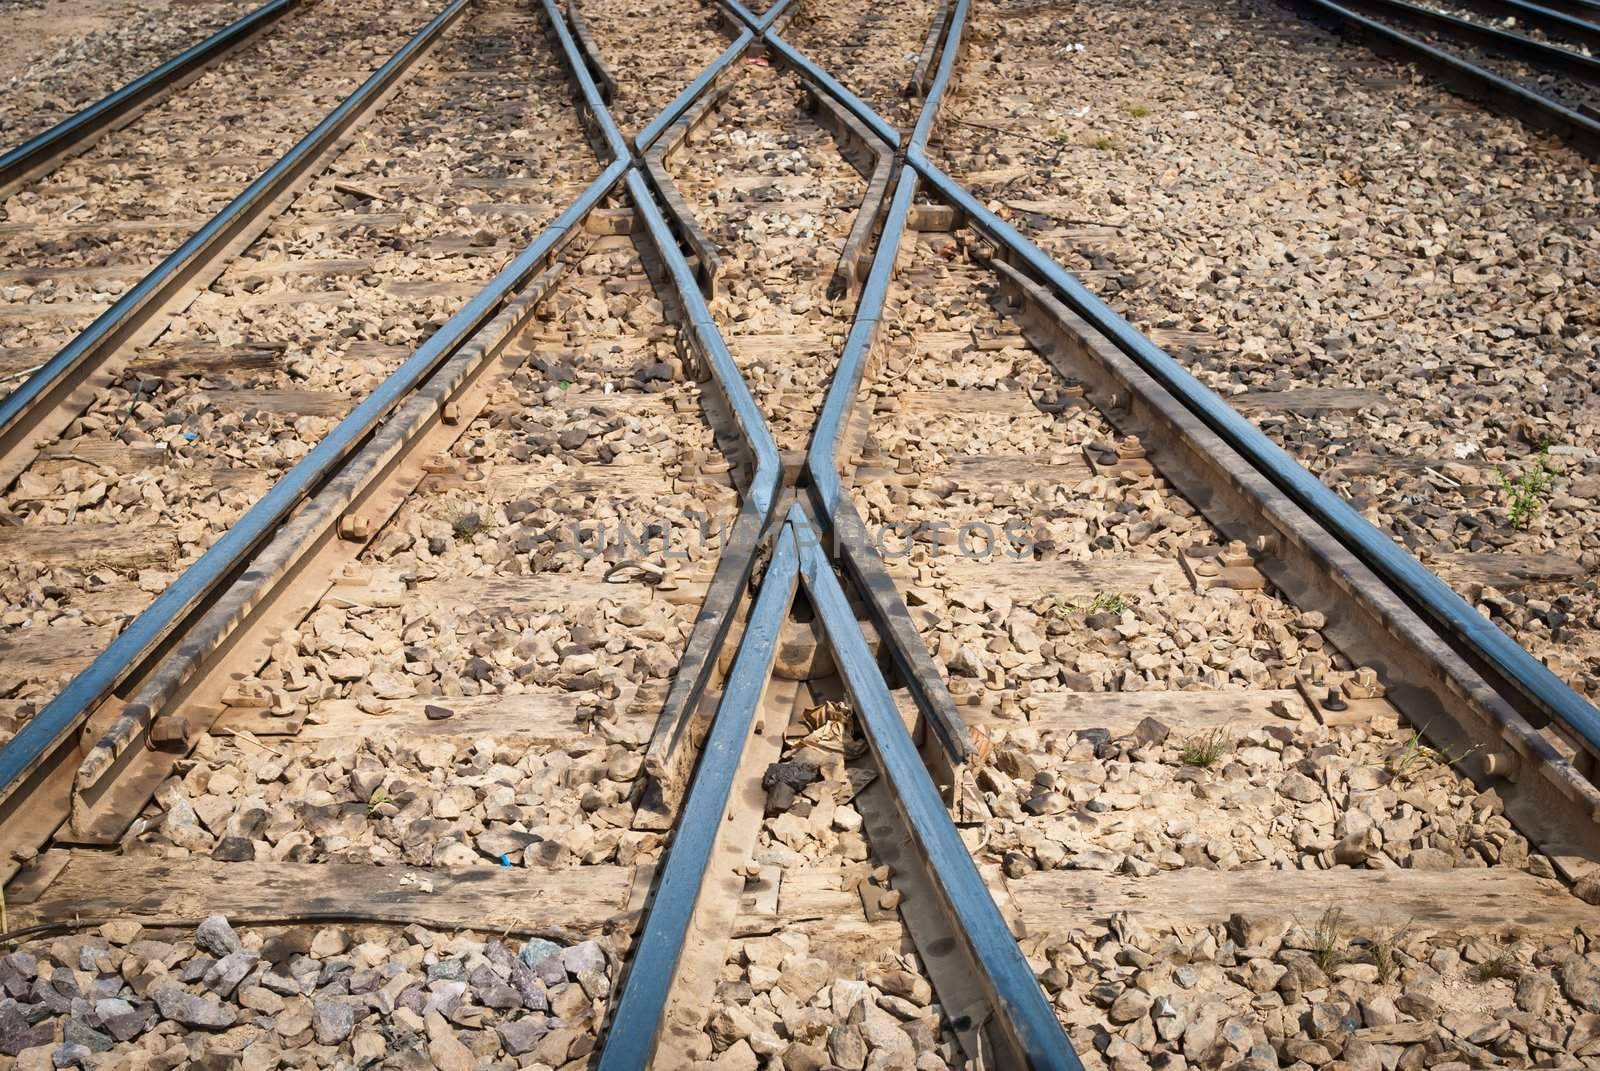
<box><xmin>61</xmin><ymin>1020</ymin><xmax>111</xmax><ymax>1054</ymax></box>
<box><xmin>509</xmin><ymin>958</ymin><xmax>549</xmax><ymax>1011</ymax></box>
<box><xmin>211</xmin><ymin>837</ymin><xmax>255</xmax><ymax>862</ymax></box>
<box><xmin>857</xmin><ymin>1005</ymin><xmax>915</xmax><ymax>1062</ymax></box>
<box><xmin>203</xmin><ymin>950</ymin><xmax>258</xmax><ymax>997</ymax></box>
<box><xmin>1227</xmin><ymin>913</ymin><xmax>1288</xmax><ymax>951</ymax></box>
<box><xmin>177</xmin><ymin>956</ymin><xmax>215</xmax><ymax>984</ymax></box>
<box><xmin>829</xmin><ymin>1024</ymin><xmax>868</xmax><ymax>1071</ymax></box>
<box><xmin>560</xmin><ymin>940</ymin><xmax>606</xmax><ymax>979</ymax></box>
<box><xmin>426</xmin><ymin>958</ymin><xmax>466</xmax><ymax>982</ymax></box>
<box><xmin>1</xmin><ymin>1002</ymin><xmax>52</xmax><ymax>1056</ymax></box>
<box><xmin>1110</xmin><ymin>988</ymin><xmax>1153</xmax><ymax>1023</ymax></box>
<box><xmin>258</xmin><ymin>969</ymin><xmax>301</xmax><ymax>996</ymax></box>
<box><xmin>195</xmin><ymin>914</ymin><xmax>242</xmax><ymax>957</ymax></box>
<box><xmin>1560</xmin><ymin>959</ymin><xmax>1600</xmax><ymax>1013</ymax></box>
<box><xmin>468</xmin><ymin>966</ymin><xmax>521</xmax><ymax>1010</ymax></box>
<box><xmin>1278</xmin><ymin>772</ymin><xmax>1322</xmax><ymax>803</ymax></box>
<box><xmin>0</xmin><ymin>957</ymin><xmax>33</xmax><ymax>1000</ymax></box>
<box><xmin>1133</xmin><ymin>716</ymin><xmax>1171</xmax><ymax>745</ymax></box>
<box><xmin>422</xmin><ymin>980</ymin><xmax>466</xmax><ymax>1017</ymax></box>
<box><xmin>35</xmin><ymin>972</ymin><xmax>78</xmax><ymax>1013</ymax></box>
<box><xmin>313</xmin><ymin>998</ymin><xmax>357</xmax><ymax>1045</ymax></box>
<box><xmin>151</xmin><ymin>982</ymin><xmax>236</xmax><ymax>1029</ymax></box>
<box><xmin>74</xmin><ymin>942</ymin><xmax>109</xmax><ymax>972</ymax></box>
<box><xmin>497</xmin><ymin>1017</ymin><xmax>549</xmax><ymax>1056</ymax></box>
<box><xmin>1309</xmin><ymin>1000</ymin><xmax>1359</xmax><ymax>1038</ymax></box>
<box><xmin>51</xmin><ymin>1042</ymin><xmax>91</xmax><ymax>1069</ymax></box>
<box><xmin>1406</xmin><ymin>847</ymin><xmax>1455</xmax><ymax>870</ymax></box>
<box><xmin>577</xmin><ymin>968</ymin><xmax>609</xmax><ymax>1001</ymax></box>
<box><xmin>1516</xmin><ymin>973</ymin><xmax>1555</xmax><ymax>1015</ymax></box>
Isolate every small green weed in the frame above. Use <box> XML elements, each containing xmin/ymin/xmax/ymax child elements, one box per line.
<box><xmin>1474</xmin><ymin>954</ymin><xmax>1520</xmax><ymax>982</ymax></box>
<box><xmin>446</xmin><ymin>500</ymin><xmax>486</xmax><ymax>537</ymax></box>
<box><xmin>1363</xmin><ymin>920</ymin><xmax>1414</xmax><ymax>985</ymax></box>
<box><xmin>1122</xmin><ymin>101</ymin><xmax>1151</xmax><ymax>118</ymax></box>
<box><xmin>366</xmin><ymin>787</ymin><xmax>388</xmax><ymax>816</ymax></box>
<box><xmin>1085</xmin><ymin>591</ymin><xmax>1133</xmax><ymax>614</ymax></box>
<box><xmin>1180</xmin><ymin>727</ymin><xmax>1231</xmax><ymax>768</ymax></box>
<box><xmin>1047</xmin><ymin>591</ymin><xmax>1139</xmax><ymax>619</ymax></box>
<box><xmin>1386</xmin><ymin>728</ymin><xmax>1480</xmax><ymax>782</ymax></box>
<box><xmin>1498</xmin><ymin>448</ymin><xmax>1554</xmax><ymax>529</ymax></box>
<box><xmin>1086</xmin><ymin>133</ymin><xmax>1122</xmax><ymax>152</ymax></box>
<box><xmin>1309</xmin><ymin>907</ymin><xmax>1349</xmax><ymax>973</ymax></box>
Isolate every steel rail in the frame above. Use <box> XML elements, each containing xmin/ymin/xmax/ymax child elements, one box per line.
<box><xmin>2</xmin><ymin>0</ymin><xmax>790</xmax><ymax>839</ymax></box>
<box><xmin>1452</xmin><ymin>0</ymin><xmax>1600</xmax><ymax>51</ymax></box>
<box><xmin>565</xmin><ymin>0</ymin><xmax>619</xmax><ymax>104</ymax></box>
<box><xmin>909</xmin><ymin>0</ymin><xmax>968</xmax><ymax>150</ymax></box>
<box><xmin>595</xmin><ymin>520</ymin><xmax>801</xmax><ymax>1071</ymax></box>
<box><xmin>705</xmin><ymin>7</ymin><xmax>977</xmax><ymax>775</ymax></box>
<box><xmin>600</xmin><ymin>504</ymin><xmax>1083</xmax><ymax>1069</ymax></box>
<box><xmin>566</xmin><ymin>0</ymin><xmax>796</xmax><ymax>304</ymax></box>
<box><xmin>908</xmin><ymin>0</ymin><xmax>954</xmax><ymax>96</ymax></box>
<box><xmin>0</xmin><ymin>154</ymin><xmax>629</xmax><ymax>810</ymax></box>
<box><xmin>542</xmin><ymin>0</ymin><xmax>630</xmax><ymax>163</ymax></box>
<box><xmin>1334</xmin><ymin>0</ymin><xmax>1600</xmax><ymax>81</ymax></box>
<box><xmin>69</xmin><ymin>244</ymin><xmax>581</xmax><ymax>827</ymax></box>
<box><xmin>907</xmin><ymin>0</ymin><xmax>1600</xmax><ymax>755</ymax></box>
<box><xmin>804</xmin><ymin>167</ymin><xmax>980</xmax><ymax>767</ymax></box>
<box><xmin>599</xmin><ymin>7</ymin><xmax>1076</xmax><ymax>1064</ymax></box>
<box><xmin>0</xmin><ymin>0</ymin><xmax>473</xmax><ymax>485</ymax></box>
<box><xmin>794</xmin><ymin>503</ymin><xmax>1081</xmax><ymax>1071</ymax></box>
<box><xmin>628</xmin><ymin>161</ymin><xmax>787</xmax><ymax>805</ymax></box>
<box><xmin>766</xmin><ymin>0</ymin><xmax>1600</xmax><ymax>785</ymax></box>
<box><xmin>629</xmin><ymin>0</ymin><xmax>793</xmax><ymax>155</ymax></box>
<box><xmin>1481</xmin><ymin>0</ymin><xmax>1600</xmax><ymax>24</ymax></box>
<box><xmin>899</xmin><ymin>173</ymin><xmax>1600</xmax><ymax>759</ymax></box>
<box><xmin>634</xmin><ymin>33</ymin><xmax>753</xmax><ymax>153</ymax></box>
<box><xmin>1282</xmin><ymin>0</ymin><xmax>1600</xmax><ymax>156</ymax></box>
<box><xmin>0</xmin><ymin>0</ymin><xmax>301</xmax><ymax>197</ymax></box>
<box><xmin>720</xmin><ymin>0</ymin><xmax>907</xmax><ymax>147</ymax></box>
<box><xmin>541</xmin><ymin>0</ymin><xmax>786</xmax><ymax>808</ymax></box>
<box><xmin>798</xmin><ymin>0</ymin><xmax>972</xmax><ymax>767</ymax></box>
<box><xmin>0</xmin><ymin>0</ymin><xmax>631</xmax><ymax>810</ymax></box>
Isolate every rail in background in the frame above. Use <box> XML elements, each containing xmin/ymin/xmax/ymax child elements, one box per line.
<box><xmin>1431</xmin><ymin>0</ymin><xmax>1600</xmax><ymax>54</ymax></box>
<box><xmin>0</xmin><ymin>0</ymin><xmax>303</xmax><ymax>197</ymax></box>
<box><xmin>0</xmin><ymin>0</ymin><xmax>475</xmax><ymax>495</ymax></box>
<box><xmin>1330</xmin><ymin>0</ymin><xmax>1600</xmax><ymax>81</ymax></box>
<box><xmin>1282</xmin><ymin>0</ymin><xmax>1600</xmax><ymax>156</ymax></box>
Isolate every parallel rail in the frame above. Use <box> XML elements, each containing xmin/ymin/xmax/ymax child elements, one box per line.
<box><xmin>0</xmin><ymin>0</ymin><xmax>473</xmax><ymax>492</ymax></box>
<box><xmin>1334</xmin><ymin>0</ymin><xmax>1600</xmax><ymax>81</ymax></box>
<box><xmin>1447</xmin><ymin>0</ymin><xmax>1600</xmax><ymax>50</ymax></box>
<box><xmin>1283</xmin><ymin>0</ymin><xmax>1600</xmax><ymax>156</ymax></box>
<box><xmin>0</xmin><ymin>0</ymin><xmax>301</xmax><ymax>197</ymax></box>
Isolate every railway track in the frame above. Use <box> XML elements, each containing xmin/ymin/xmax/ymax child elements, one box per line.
<box><xmin>0</xmin><ymin>0</ymin><xmax>271</xmax><ymax>151</ymax></box>
<box><xmin>0</xmin><ymin>0</ymin><xmax>1599</xmax><ymax>1069</ymax></box>
<box><xmin>1282</xmin><ymin>0</ymin><xmax>1600</xmax><ymax>152</ymax></box>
